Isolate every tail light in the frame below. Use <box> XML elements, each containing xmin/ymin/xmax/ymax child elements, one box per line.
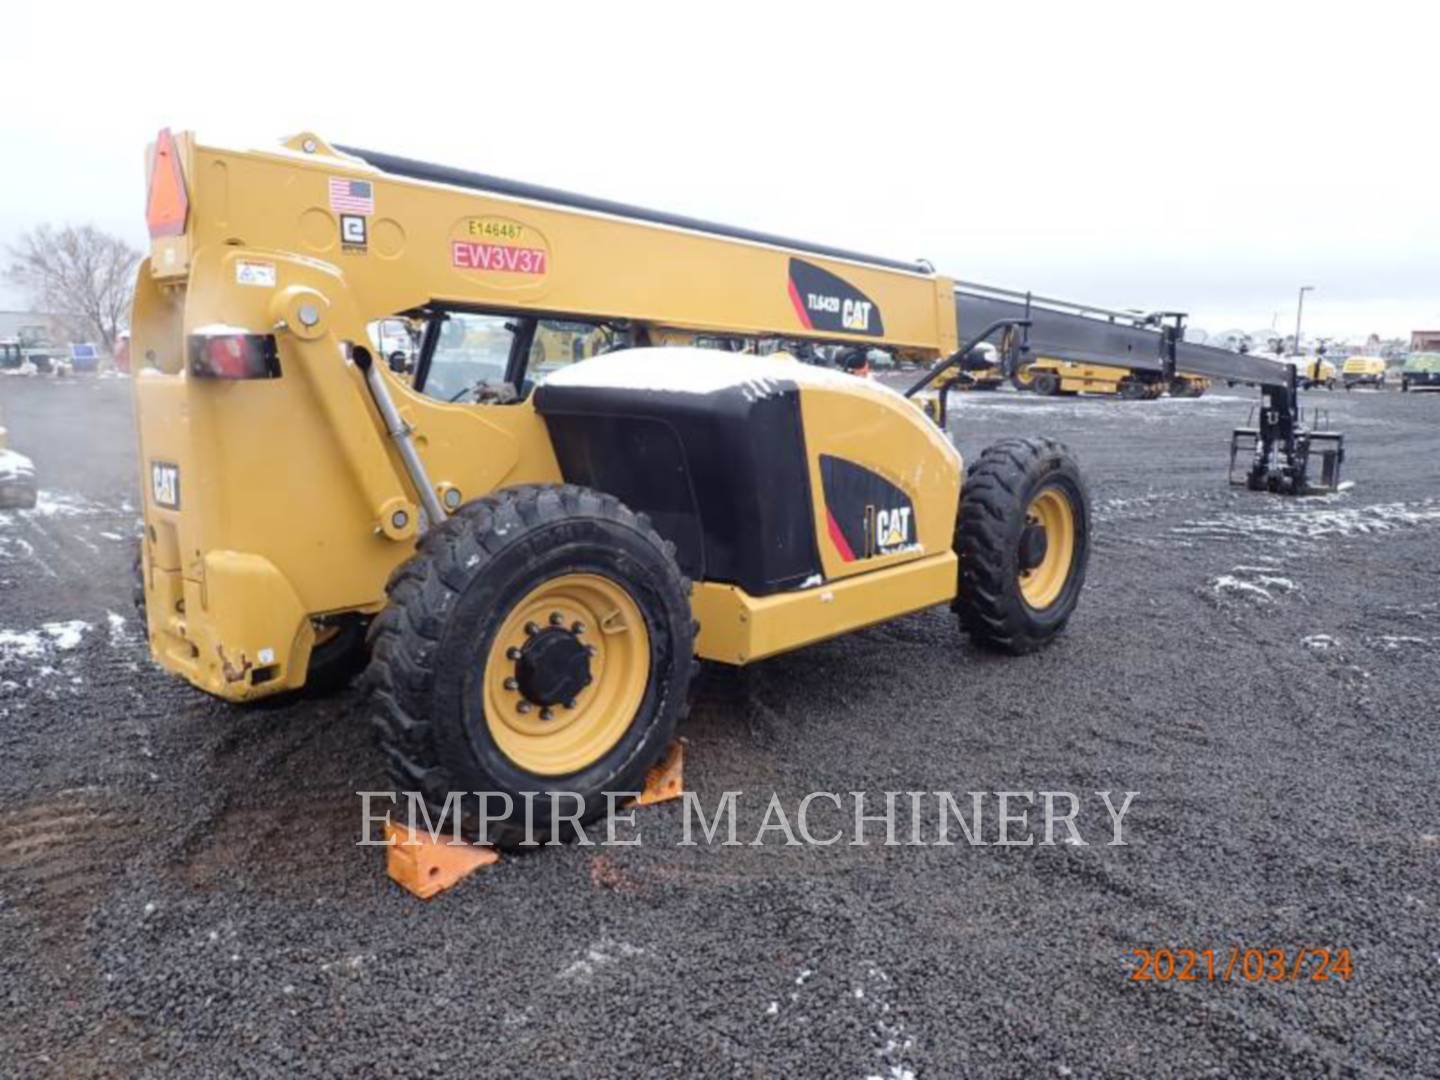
<box><xmin>187</xmin><ymin>331</ymin><xmax>280</xmax><ymax>379</ymax></box>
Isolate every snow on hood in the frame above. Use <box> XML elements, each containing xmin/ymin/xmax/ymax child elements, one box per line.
<box><xmin>191</xmin><ymin>323</ymin><xmax>255</xmax><ymax>337</ymax></box>
<box><xmin>544</xmin><ymin>347</ymin><xmax>877</xmax><ymax>399</ymax></box>
<box><xmin>0</xmin><ymin>448</ymin><xmax>36</xmax><ymax>481</ymax></box>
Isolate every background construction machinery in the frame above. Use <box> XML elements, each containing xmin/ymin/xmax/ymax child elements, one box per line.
<box><xmin>1010</xmin><ymin>355</ymin><xmax>1210</xmax><ymax>399</ymax></box>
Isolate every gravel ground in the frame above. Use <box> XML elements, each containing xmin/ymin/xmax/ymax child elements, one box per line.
<box><xmin>0</xmin><ymin>373</ymin><xmax>1436</xmax><ymax>1078</ymax></box>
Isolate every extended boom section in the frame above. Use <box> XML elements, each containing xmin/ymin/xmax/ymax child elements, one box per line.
<box><xmin>952</xmin><ymin>283</ymin><xmax>1345</xmax><ymax>495</ymax></box>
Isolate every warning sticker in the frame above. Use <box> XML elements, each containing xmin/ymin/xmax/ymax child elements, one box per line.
<box><xmin>235</xmin><ymin>260</ymin><xmax>277</xmax><ymax>287</ymax></box>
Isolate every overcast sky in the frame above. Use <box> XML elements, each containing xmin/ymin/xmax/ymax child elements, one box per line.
<box><xmin>6</xmin><ymin>3</ymin><xmax>1437</xmax><ymax>341</ymax></box>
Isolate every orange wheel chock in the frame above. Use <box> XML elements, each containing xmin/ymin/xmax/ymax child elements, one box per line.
<box><xmin>384</xmin><ymin>819</ymin><xmax>498</xmax><ymax>900</ymax></box>
<box><xmin>633</xmin><ymin>739</ymin><xmax>685</xmax><ymax>807</ymax></box>
<box><xmin>382</xmin><ymin>739</ymin><xmax>685</xmax><ymax>899</ymax></box>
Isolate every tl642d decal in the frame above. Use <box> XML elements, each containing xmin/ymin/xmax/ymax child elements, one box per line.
<box><xmin>787</xmin><ymin>258</ymin><xmax>885</xmax><ymax>337</ymax></box>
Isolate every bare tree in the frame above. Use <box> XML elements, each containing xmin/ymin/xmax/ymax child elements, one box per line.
<box><xmin>5</xmin><ymin>225</ymin><xmax>141</xmax><ymax>351</ymax></box>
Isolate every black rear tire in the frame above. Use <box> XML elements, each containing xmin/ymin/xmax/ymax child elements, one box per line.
<box><xmin>132</xmin><ymin>539</ymin><xmax>147</xmax><ymax>617</ymax></box>
<box><xmin>365</xmin><ymin>484</ymin><xmax>694</xmax><ymax>849</ymax></box>
<box><xmin>303</xmin><ymin>617</ymin><xmax>371</xmax><ymax>694</ymax></box>
<box><xmin>954</xmin><ymin>438</ymin><xmax>1090</xmax><ymax>653</ymax></box>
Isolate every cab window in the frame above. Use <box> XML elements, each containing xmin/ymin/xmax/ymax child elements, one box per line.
<box><xmin>529</xmin><ymin>320</ymin><xmax>614</xmax><ymax>382</ymax></box>
<box><xmin>423</xmin><ymin>314</ymin><xmax>521</xmax><ymax>402</ymax></box>
<box><xmin>367</xmin><ymin>317</ymin><xmax>423</xmax><ymax>375</ymax></box>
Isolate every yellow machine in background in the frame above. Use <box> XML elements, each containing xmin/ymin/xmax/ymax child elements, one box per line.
<box><xmin>1342</xmin><ymin>355</ymin><xmax>1388</xmax><ymax>389</ymax></box>
<box><xmin>1296</xmin><ymin>356</ymin><xmax>1339</xmax><ymax>389</ymax></box>
<box><xmin>130</xmin><ymin>129</ymin><xmax>1091</xmax><ymax>845</ymax></box>
<box><xmin>1011</xmin><ymin>357</ymin><xmax>1209</xmax><ymax>399</ymax></box>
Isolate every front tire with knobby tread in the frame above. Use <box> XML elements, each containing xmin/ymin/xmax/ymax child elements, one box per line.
<box><xmin>954</xmin><ymin>437</ymin><xmax>1090</xmax><ymax>654</ymax></box>
<box><xmin>365</xmin><ymin>484</ymin><xmax>694</xmax><ymax>849</ymax></box>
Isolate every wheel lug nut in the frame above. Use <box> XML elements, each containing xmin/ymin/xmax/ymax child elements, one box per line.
<box><xmin>549</xmin><ymin>611</ymin><xmax>565</xmax><ymax>627</ymax></box>
<box><xmin>563</xmin><ymin>699</ymin><xmax>577</xmax><ymax>710</ymax></box>
<box><xmin>524</xmin><ymin>622</ymin><xmax>539</xmax><ymax>637</ymax></box>
<box><xmin>584</xmin><ymin>644</ymin><xmax>597</xmax><ymax>657</ymax></box>
<box><xmin>516</xmin><ymin>701</ymin><xmax>531</xmax><ymax>714</ymax></box>
<box><xmin>583</xmin><ymin>675</ymin><xmax>593</xmax><ymax>686</ymax></box>
<box><xmin>540</xmin><ymin>708</ymin><xmax>553</xmax><ymax>721</ymax></box>
<box><xmin>503</xmin><ymin>677</ymin><xmax>518</xmax><ymax>691</ymax></box>
<box><xmin>506</xmin><ymin>646</ymin><xmax>521</xmax><ymax>660</ymax></box>
<box><xmin>571</xmin><ymin>622</ymin><xmax>585</xmax><ymax>635</ymax></box>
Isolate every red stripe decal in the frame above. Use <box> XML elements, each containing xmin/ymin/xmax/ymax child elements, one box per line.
<box><xmin>826</xmin><ymin>509</ymin><xmax>856</xmax><ymax>562</ymax></box>
<box><xmin>788</xmin><ymin>279</ymin><xmax>813</xmax><ymax>330</ymax></box>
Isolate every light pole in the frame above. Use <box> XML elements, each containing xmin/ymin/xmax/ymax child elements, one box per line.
<box><xmin>1294</xmin><ymin>286</ymin><xmax>1314</xmax><ymax>356</ymax></box>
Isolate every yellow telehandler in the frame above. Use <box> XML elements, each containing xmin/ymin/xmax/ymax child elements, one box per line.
<box><xmin>129</xmin><ymin>130</ymin><xmax>1335</xmax><ymax>845</ymax></box>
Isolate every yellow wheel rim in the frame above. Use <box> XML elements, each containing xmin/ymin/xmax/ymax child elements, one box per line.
<box><xmin>483</xmin><ymin>573</ymin><xmax>650</xmax><ymax>776</ymax></box>
<box><xmin>1018</xmin><ymin>487</ymin><xmax>1076</xmax><ymax>610</ymax></box>
<box><xmin>1013</xmin><ymin>363</ymin><xmax>1036</xmax><ymax>387</ymax></box>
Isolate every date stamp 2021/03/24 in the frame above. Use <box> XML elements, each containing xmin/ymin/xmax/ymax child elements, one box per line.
<box><xmin>1129</xmin><ymin>947</ymin><xmax>1354</xmax><ymax>984</ymax></box>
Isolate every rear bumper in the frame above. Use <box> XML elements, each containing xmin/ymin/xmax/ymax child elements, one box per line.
<box><xmin>141</xmin><ymin>547</ymin><xmax>321</xmax><ymax>701</ymax></box>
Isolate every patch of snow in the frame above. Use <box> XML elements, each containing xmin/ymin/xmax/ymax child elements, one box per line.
<box><xmin>1211</xmin><ymin>569</ymin><xmax>1297</xmax><ymax>602</ymax></box>
<box><xmin>1094</xmin><ymin>491</ymin><xmax>1177</xmax><ymax>522</ymax></box>
<box><xmin>45</xmin><ymin>620</ymin><xmax>89</xmax><ymax>650</ymax></box>
<box><xmin>0</xmin><ymin>448</ymin><xmax>36</xmax><ymax>481</ymax></box>
<box><xmin>557</xmin><ymin>938</ymin><xmax>647</xmax><ymax>983</ymax></box>
<box><xmin>1176</xmin><ymin>499</ymin><xmax>1440</xmax><ymax>544</ymax></box>
<box><xmin>27</xmin><ymin>491</ymin><xmax>107</xmax><ymax>518</ymax></box>
<box><xmin>0</xmin><ymin>620</ymin><xmax>90</xmax><ymax>660</ymax></box>
<box><xmin>860</xmin><ymin>963</ymin><xmax>916</xmax><ymax>1080</ymax></box>
<box><xmin>1370</xmin><ymin>635</ymin><xmax>1429</xmax><ymax>651</ymax></box>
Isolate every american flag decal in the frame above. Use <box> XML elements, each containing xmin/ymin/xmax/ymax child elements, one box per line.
<box><xmin>328</xmin><ymin>177</ymin><xmax>374</xmax><ymax>215</ymax></box>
